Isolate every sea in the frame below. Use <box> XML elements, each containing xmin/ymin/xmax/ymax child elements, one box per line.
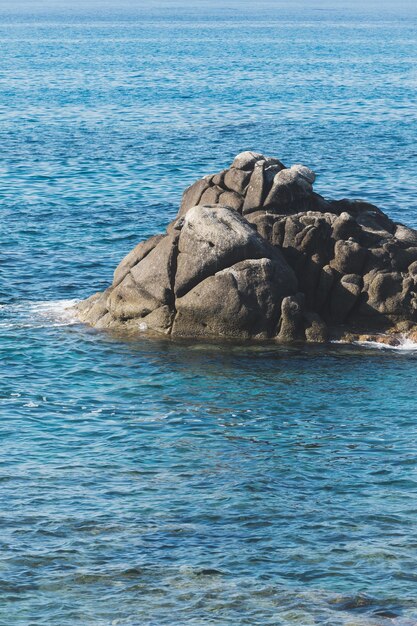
<box><xmin>1</xmin><ymin>1</ymin><xmax>417</xmax><ymax>624</ymax></box>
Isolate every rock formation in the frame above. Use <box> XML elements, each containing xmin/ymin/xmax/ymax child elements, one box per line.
<box><xmin>76</xmin><ymin>151</ymin><xmax>417</xmax><ymax>343</ymax></box>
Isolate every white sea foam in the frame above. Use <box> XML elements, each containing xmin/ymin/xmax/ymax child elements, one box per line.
<box><xmin>0</xmin><ymin>299</ymin><xmax>79</xmax><ymax>329</ymax></box>
<box><xmin>333</xmin><ymin>335</ymin><xmax>417</xmax><ymax>352</ymax></box>
<box><xmin>354</xmin><ymin>337</ymin><xmax>417</xmax><ymax>351</ymax></box>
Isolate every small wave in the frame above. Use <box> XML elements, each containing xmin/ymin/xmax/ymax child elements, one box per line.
<box><xmin>354</xmin><ymin>337</ymin><xmax>417</xmax><ymax>352</ymax></box>
<box><xmin>0</xmin><ymin>299</ymin><xmax>79</xmax><ymax>330</ymax></box>
<box><xmin>332</xmin><ymin>336</ymin><xmax>417</xmax><ymax>352</ymax></box>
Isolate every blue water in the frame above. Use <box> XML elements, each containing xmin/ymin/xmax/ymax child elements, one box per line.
<box><xmin>2</xmin><ymin>1</ymin><xmax>417</xmax><ymax>624</ymax></box>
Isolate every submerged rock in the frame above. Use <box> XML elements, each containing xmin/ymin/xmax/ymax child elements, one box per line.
<box><xmin>76</xmin><ymin>151</ymin><xmax>417</xmax><ymax>342</ymax></box>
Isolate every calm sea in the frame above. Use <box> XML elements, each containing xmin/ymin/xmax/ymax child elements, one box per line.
<box><xmin>1</xmin><ymin>1</ymin><xmax>417</xmax><ymax>624</ymax></box>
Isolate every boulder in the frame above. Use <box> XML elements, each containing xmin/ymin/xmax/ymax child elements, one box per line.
<box><xmin>200</xmin><ymin>185</ymin><xmax>223</xmax><ymax>205</ymax></box>
<box><xmin>113</xmin><ymin>234</ymin><xmax>164</xmax><ymax>288</ymax></box>
<box><xmin>108</xmin><ymin>233</ymin><xmax>178</xmax><ymax>321</ymax></box>
<box><xmin>231</xmin><ymin>151</ymin><xmax>266</xmax><ymax>170</ymax></box>
<box><xmin>178</xmin><ymin>179</ymin><xmax>208</xmax><ymax>217</ymax></box>
<box><xmin>75</xmin><ymin>151</ymin><xmax>417</xmax><ymax>343</ymax></box>
<box><xmin>304</xmin><ymin>311</ymin><xmax>328</xmax><ymax>343</ymax></box>
<box><xmin>173</xmin><ymin>257</ymin><xmax>294</xmax><ymax>339</ymax></box>
<box><xmin>242</xmin><ymin>161</ymin><xmax>269</xmax><ymax>215</ymax></box>
<box><xmin>330</xmin><ymin>240</ymin><xmax>367</xmax><ymax>275</ymax></box>
<box><xmin>277</xmin><ymin>293</ymin><xmax>306</xmax><ymax>342</ymax></box>
<box><xmin>219</xmin><ymin>190</ymin><xmax>243</xmax><ymax>211</ymax></box>
<box><xmin>174</xmin><ymin>205</ymin><xmax>289</xmax><ymax>297</ymax></box>
<box><xmin>76</xmin><ymin>203</ymin><xmax>297</xmax><ymax>338</ymax></box>
<box><xmin>224</xmin><ymin>167</ymin><xmax>251</xmax><ymax>194</ymax></box>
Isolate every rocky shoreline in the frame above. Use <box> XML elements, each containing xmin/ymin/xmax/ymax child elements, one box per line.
<box><xmin>76</xmin><ymin>152</ymin><xmax>417</xmax><ymax>345</ymax></box>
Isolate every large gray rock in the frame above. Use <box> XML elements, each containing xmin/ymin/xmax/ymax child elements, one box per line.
<box><xmin>173</xmin><ymin>257</ymin><xmax>295</xmax><ymax>339</ymax></box>
<box><xmin>224</xmin><ymin>167</ymin><xmax>251</xmax><ymax>194</ymax></box>
<box><xmin>263</xmin><ymin>165</ymin><xmax>315</xmax><ymax>211</ymax></box>
<box><xmin>75</xmin><ymin>151</ymin><xmax>417</xmax><ymax>342</ymax></box>
<box><xmin>174</xmin><ymin>205</ymin><xmax>285</xmax><ymax>297</ymax></box>
<box><xmin>108</xmin><ymin>233</ymin><xmax>178</xmax><ymax>321</ymax></box>
<box><xmin>76</xmin><ymin>203</ymin><xmax>297</xmax><ymax>338</ymax></box>
<box><xmin>178</xmin><ymin>179</ymin><xmax>208</xmax><ymax>217</ymax></box>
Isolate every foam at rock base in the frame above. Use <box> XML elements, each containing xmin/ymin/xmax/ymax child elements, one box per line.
<box><xmin>0</xmin><ymin>299</ymin><xmax>79</xmax><ymax>329</ymax></box>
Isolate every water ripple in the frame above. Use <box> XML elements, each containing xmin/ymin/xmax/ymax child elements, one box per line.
<box><xmin>2</xmin><ymin>1</ymin><xmax>417</xmax><ymax>624</ymax></box>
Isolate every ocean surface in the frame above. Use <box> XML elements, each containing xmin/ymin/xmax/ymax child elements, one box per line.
<box><xmin>1</xmin><ymin>1</ymin><xmax>417</xmax><ymax>624</ymax></box>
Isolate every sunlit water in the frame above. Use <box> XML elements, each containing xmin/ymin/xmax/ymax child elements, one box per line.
<box><xmin>1</xmin><ymin>1</ymin><xmax>417</xmax><ymax>624</ymax></box>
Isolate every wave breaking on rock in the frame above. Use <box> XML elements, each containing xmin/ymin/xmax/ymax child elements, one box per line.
<box><xmin>76</xmin><ymin>151</ymin><xmax>417</xmax><ymax>344</ymax></box>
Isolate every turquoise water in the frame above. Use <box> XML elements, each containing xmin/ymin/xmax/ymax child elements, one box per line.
<box><xmin>2</xmin><ymin>1</ymin><xmax>417</xmax><ymax>624</ymax></box>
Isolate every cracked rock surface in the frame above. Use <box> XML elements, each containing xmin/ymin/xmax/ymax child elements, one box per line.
<box><xmin>76</xmin><ymin>151</ymin><xmax>417</xmax><ymax>342</ymax></box>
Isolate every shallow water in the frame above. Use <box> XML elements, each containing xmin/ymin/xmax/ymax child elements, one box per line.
<box><xmin>2</xmin><ymin>1</ymin><xmax>417</xmax><ymax>624</ymax></box>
